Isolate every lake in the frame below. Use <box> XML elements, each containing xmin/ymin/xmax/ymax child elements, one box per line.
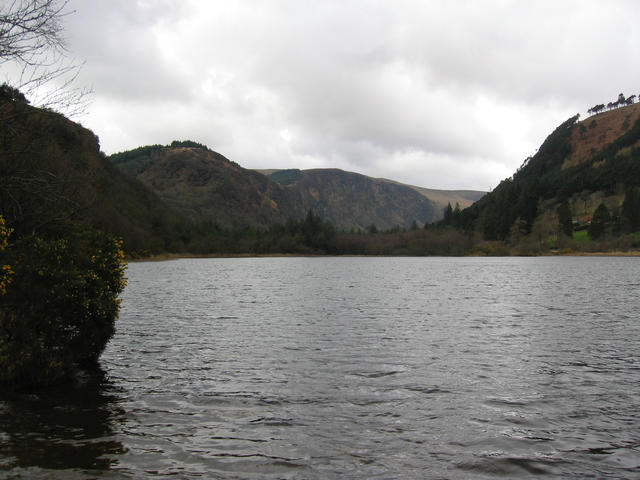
<box><xmin>1</xmin><ymin>257</ymin><xmax>640</xmax><ymax>479</ymax></box>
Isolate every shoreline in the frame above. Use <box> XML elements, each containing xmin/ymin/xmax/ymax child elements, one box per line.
<box><xmin>127</xmin><ymin>252</ymin><xmax>330</xmax><ymax>262</ymax></box>
<box><xmin>127</xmin><ymin>250</ymin><xmax>640</xmax><ymax>262</ymax></box>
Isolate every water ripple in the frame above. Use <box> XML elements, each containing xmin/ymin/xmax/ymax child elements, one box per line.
<box><xmin>2</xmin><ymin>257</ymin><xmax>640</xmax><ymax>479</ymax></box>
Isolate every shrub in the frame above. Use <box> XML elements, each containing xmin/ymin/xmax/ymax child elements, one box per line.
<box><xmin>0</xmin><ymin>226</ymin><xmax>127</xmax><ymax>387</ymax></box>
<box><xmin>0</xmin><ymin>215</ymin><xmax>13</xmax><ymax>295</ymax></box>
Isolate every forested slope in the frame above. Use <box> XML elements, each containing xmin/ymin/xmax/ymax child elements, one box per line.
<box><xmin>438</xmin><ymin>100</ymin><xmax>640</xmax><ymax>251</ymax></box>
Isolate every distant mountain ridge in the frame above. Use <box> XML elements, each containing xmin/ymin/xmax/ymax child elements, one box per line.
<box><xmin>110</xmin><ymin>147</ymin><xmax>486</xmax><ymax>230</ymax></box>
<box><xmin>257</xmin><ymin>168</ymin><xmax>485</xmax><ymax>218</ymax></box>
<box><xmin>266</xmin><ymin>168</ymin><xmax>439</xmax><ymax>230</ymax></box>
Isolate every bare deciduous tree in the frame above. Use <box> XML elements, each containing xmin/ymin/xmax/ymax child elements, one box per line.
<box><xmin>0</xmin><ymin>0</ymin><xmax>66</xmax><ymax>61</ymax></box>
<box><xmin>0</xmin><ymin>0</ymin><xmax>89</xmax><ymax>116</ymax></box>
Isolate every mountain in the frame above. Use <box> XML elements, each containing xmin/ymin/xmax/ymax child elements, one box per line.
<box><xmin>0</xmin><ymin>88</ymin><xmax>483</xmax><ymax>258</ymax></box>
<box><xmin>371</xmin><ymin>181</ymin><xmax>484</xmax><ymax>216</ymax></box>
<box><xmin>259</xmin><ymin>169</ymin><xmax>485</xmax><ymax>217</ymax></box>
<box><xmin>261</xmin><ymin>168</ymin><xmax>442</xmax><ymax>230</ymax></box>
<box><xmin>109</xmin><ymin>143</ymin><xmax>291</xmax><ymax>228</ymax></box>
<box><xmin>445</xmin><ymin>101</ymin><xmax>640</xmax><ymax>249</ymax></box>
<box><xmin>7</xmin><ymin>81</ymin><xmax>637</xmax><ymax>257</ymax></box>
<box><xmin>110</xmin><ymin>146</ymin><xmax>479</xmax><ymax>231</ymax></box>
<box><xmin>259</xmin><ymin>169</ymin><xmax>485</xmax><ymax>227</ymax></box>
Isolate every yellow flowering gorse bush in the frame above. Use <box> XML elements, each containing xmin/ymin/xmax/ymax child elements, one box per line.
<box><xmin>0</xmin><ymin>215</ymin><xmax>13</xmax><ymax>295</ymax></box>
<box><xmin>0</xmin><ymin>225</ymin><xmax>127</xmax><ymax>387</ymax></box>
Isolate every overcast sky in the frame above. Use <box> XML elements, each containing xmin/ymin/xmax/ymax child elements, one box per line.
<box><xmin>54</xmin><ymin>0</ymin><xmax>640</xmax><ymax>190</ymax></box>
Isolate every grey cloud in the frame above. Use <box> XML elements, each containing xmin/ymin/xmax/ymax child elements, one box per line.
<box><xmin>66</xmin><ymin>1</ymin><xmax>192</xmax><ymax>102</ymax></box>
<box><xmin>63</xmin><ymin>0</ymin><xmax>640</xmax><ymax>190</ymax></box>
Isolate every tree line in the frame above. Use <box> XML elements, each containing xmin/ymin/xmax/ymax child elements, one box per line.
<box><xmin>587</xmin><ymin>92</ymin><xmax>638</xmax><ymax>116</ymax></box>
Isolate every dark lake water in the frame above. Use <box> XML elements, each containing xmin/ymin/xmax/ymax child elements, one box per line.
<box><xmin>1</xmin><ymin>257</ymin><xmax>640</xmax><ymax>479</ymax></box>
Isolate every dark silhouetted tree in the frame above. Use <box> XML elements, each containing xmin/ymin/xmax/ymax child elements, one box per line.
<box><xmin>588</xmin><ymin>104</ymin><xmax>605</xmax><ymax>115</ymax></box>
<box><xmin>622</xmin><ymin>186</ymin><xmax>640</xmax><ymax>232</ymax></box>
<box><xmin>557</xmin><ymin>201</ymin><xmax>573</xmax><ymax>237</ymax></box>
<box><xmin>443</xmin><ymin>203</ymin><xmax>453</xmax><ymax>224</ymax></box>
<box><xmin>588</xmin><ymin>203</ymin><xmax>610</xmax><ymax>239</ymax></box>
<box><xmin>300</xmin><ymin>209</ymin><xmax>335</xmax><ymax>251</ymax></box>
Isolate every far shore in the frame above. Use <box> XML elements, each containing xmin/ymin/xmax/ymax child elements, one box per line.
<box><xmin>127</xmin><ymin>250</ymin><xmax>640</xmax><ymax>262</ymax></box>
<box><xmin>128</xmin><ymin>252</ymin><xmax>330</xmax><ymax>262</ymax></box>
<box><xmin>549</xmin><ymin>250</ymin><xmax>640</xmax><ymax>257</ymax></box>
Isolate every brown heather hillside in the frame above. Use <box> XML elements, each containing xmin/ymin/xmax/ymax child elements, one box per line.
<box><xmin>564</xmin><ymin>102</ymin><xmax>640</xmax><ymax>169</ymax></box>
<box><xmin>382</xmin><ymin>182</ymin><xmax>485</xmax><ymax>215</ymax></box>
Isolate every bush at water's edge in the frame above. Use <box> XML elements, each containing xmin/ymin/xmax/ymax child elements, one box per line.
<box><xmin>0</xmin><ymin>220</ymin><xmax>127</xmax><ymax>389</ymax></box>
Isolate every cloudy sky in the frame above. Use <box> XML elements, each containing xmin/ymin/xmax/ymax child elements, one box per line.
<box><xmin>52</xmin><ymin>1</ymin><xmax>640</xmax><ymax>190</ymax></box>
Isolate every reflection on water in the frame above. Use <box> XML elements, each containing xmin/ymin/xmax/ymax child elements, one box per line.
<box><xmin>1</xmin><ymin>256</ymin><xmax>640</xmax><ymax>479</ymax></box>
<box><xmin>0</xmin><ymin>367</ymin><xmax>126</xmax><ymax>479</ymax></box>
